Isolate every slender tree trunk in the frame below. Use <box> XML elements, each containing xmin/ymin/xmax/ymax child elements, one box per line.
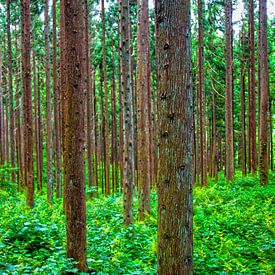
<box><xmin>156</xmin><ymin>0</ymin><xmax>193</xmax><ymax>273</ymax></box>
<box><xmin>33</xmin><ymin>47</ymin><xmax>42</xmax><ymax>192</ymax></box>
<box><xmin>198</xmin><ymin>0</ymin><xmax>207</xmax><ymax>187</ymax></box>
<box><xmin>111</xmin><ymin>40</ymin><xmax>118</xmax><ymax>193</ymax></box>
<box><xmin>0</xmin><ymin>51</ymin><xmax>4</xmax><ymax>165</ymax></box>
<box><xmin>248</xmin><ymin>0</ymin><xmax>256</xmax><ymax>175</ymax></box>
<box><xmin>85</xmin><ymin>0</ymin><xmax>94</xmax><ymax>197</ymax></box>
<box><xmin>258</xmin><ymin>0</ymin><xmax>269</xmax><ymax>185</ymax></box>
<box><xmin>225</xmin><ymin>0</ymin><xmax>234</xmax><ymax>180</ymax></box>
<box><xmin>44</xmin><ymin>0</ymin><xmax>53</xmax><ymax>202</ymax></box>
<box><xmin>101</xmin><ymin>0</ymin><xmax>111</xmax><ymax>195</ymax></box>
<box><xmin>53</xmin><ymin>0</ymin><xmax>62</xmax><ymax>198</ymax></box>
<box><xmin>121</xmin><ymin>0</ymin><xmax>135</xmax><ymax>226</ymax></box>
<box><xmin>137</xmin><ymin>0</ymin><xmax>151</xmax><ymax>220</ymax></box>
<box><xmin>21</xmin><ymin>0</ymin><xmax>34</xmax><ymax>207</ymax></box>
<box><xmin>240</xmin><ymin>27</ymin><xmax>247</xmax><ymax>176</ymax></box>
<box><xmin>7</xmin><ymin>0</ymin><xmax>16</xmax><ymax>182</ymax></box>
<box><xmin>63</xmin><ymin>0</ymin><xmax>87</xmax><ymax>270</ymax></box>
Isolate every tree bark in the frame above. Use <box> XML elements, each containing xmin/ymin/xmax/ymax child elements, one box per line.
<box><xmin>45</xmin><ymin>0</ymin><xmax>53</xmax><ymax>202</ymax></box>
<box><xmin>225</xmin><ymin>0</ymin><xmax>234</xmax><ymax>180</ymax></box>
<box><xmin>137</xmin><ymin>0</ymin><xmax>151</xmax><ymax>220</ymax></box>
<box><xmin>53</xmin><ymin>0</ymin><xmax>62</xmax><ymax>198</ymax></box>
<box><xmin>63</xmin><ymin>0</ymin><xmax>87</xmax><ymax>270</ymax></box>
<box><xmin>7</xmin><ymin>0</ymin><xmax>16</xmax><ymax>182</ymax></box>
<box><xmin>21</xmin><ymin>0</ymin><xmax>34</xmax><ymax>207</ymax></box>
<box><xmin>248</xmin><ymin>0</ymin><xmax>256</xmax><ymax>175</ymax></box>
<box><xmin>258</xmin><ymin>0</ymin><xmax>269</xmax><ymax>185</ymax></box>
<box><xmin>120</xmin><ymin>0</ymin><xmax>135</xmax><ymax>226</ymax></box>
<box><xmin>198</xmin><ymin>0</ymin><xmax>207</xmax><ymax>186</ymax></box>
<box><xmin>156</xmin><ymin>0</ymin><xmax>193</xmax><ymax>273</ymax></box>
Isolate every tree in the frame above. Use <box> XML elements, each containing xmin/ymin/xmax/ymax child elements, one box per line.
<box><xmin>258</xmin><ymin>0</ymin><xmax>269</xmax><ymax>185</ymax></box>
<box><xmin>21</xmin><ymin>0</ymin><xmax>34</xmax><ymax>206</ymax></box>
<box><xmin>137</xmin><ymin>0</ymin><xmax>151</xmax><ymax>220</ymax></box>
<box><xmin>63</xmin><ymin>0</ymin><xmax>87</xmax><ymax>270</ymax></box>
<box><xmin>101</xmin><ymin>0</ymin><xmax>111</xmax><ymax>195</ymax></box>
<box><xmin>52</xmin><ymin>0</ymin><xmax>62</xmax><ymax>198</ymax></box>
<box><xmin>225</xmin><ymin>0</ymin><xmax>234</xmax><ymax>180</ymax></box>
<box><xmin>198</xmin><ymin>0</ymin><xmax>208</xmax><ymax>186</ymax></box>
<box><xmin>45</xmin><ymin>0</ymin><xmax>53</xmax><ymax>202</ymax></box>
<box><xmin>6</xmin><ymin>0</ymin><xmax>16</xmax><ymax>183</ymax></box>
<box><xmin>248</xmin><ymin>0</ymin><xmax>256</xmax><ymax>174</ymax></box>
<box><xmin>120</xmin><ymin>0</ymin><xmax>135</xmax><ymax>226</ymax></box>
<box><xmin>156</xmin><ymin>0</ymin><xmax>193</xmax><ymax>273</ymax></box>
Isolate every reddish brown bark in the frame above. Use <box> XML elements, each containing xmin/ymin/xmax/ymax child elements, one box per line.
<box><xmin>44</xmin><ymin>0</ymin><xmax>53</xmax><ymax>202</ymax></box>
<box><xmin>156</xmin><ymin>0</ymin><xmax>193</xmax><ymax>273</ymax></box>
<box><xmin>198</xmin><ymin>0</ymin><xmax>207</xmax><ymax>186</ymax></box>
<box><xmin>137</xmin><ymin>0</ymin><xmax>151</xmax><ymax>220</ymax></box>
<box><xmin>63</xmin><ymin>0</ymin><xmax>87</xmax><ymax>271</ymax></box>
<box><xmin>248</xmin><ymin>0</ymin><xmax>256</xmax><ymax>175</ymax></box>
<box><xmin>6</xmin><ymin>0</ymin><xmax>16</xmax><ymax>182</ymax></box>
<box><xmin>21</xmin><ymin>0</ymin><xmax>34</xmax><ymax>206</ymax></box>
<box><xmin>53</xmin><ymin>0</ymin><xmax>62</xmax><ymax>198</ymax></box>
<box><xmin>85</xmin><ymin>0</ymin><xmax>94</xmax><ymax>196</ymax></box>
<box><xmin>258</xmin><ymin>0</ymin><xmax>269</xmax><ymax>185</ymax></box>
<box><xmin>225</xmin><ymin>0</ymin><xmax>234</xmax><ymax>180</ymax></box>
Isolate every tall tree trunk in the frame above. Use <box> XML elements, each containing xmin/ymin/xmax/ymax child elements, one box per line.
<box><xmin>33</xmin><ymin>47</ymin><xmax>42</xmax><ymax>192</ymax></box>
<box><xmin>121</xmin><ymin>0</ymin><xmax>135</xmax><ymax>226</ymax></box>
<box><xmin>85</xmin><ymin>0</ymin><xmax>94</xmax><ymax>197</ymax></box>
<box><xmin>137</xmin><ymin>0</ymin><xmax>151</xmax><ymax>220</ymax></box>
<box><xmin>248</xmin><ymin>0</ymin><xmax>256</xmax><ymax>175</ymax></box>
<box><xmin>111</xmin><ymin>40</ymin><xmax>118</xmax><ymax>193</ymax></box>
<box><xmin>258</xmin><ymin>0</ymin><xmax>269</xmax><ymax>185</ymax></box>
<box><xmin>44</xmin><ymin>0</ymin><xmax>53</xmax><ymax>202</ymax></box>
<box><xmin>0</xmin><ymin>50</ymin><xmax>4</xmax><ymax>165</ymax></box>
<box><xmin>21</xmin><ymin>0</ymin><xmax>34</xmax><ymax>207</ymax></box>
<box><xmin>63</xmin><ymin>0</ymin><xmax>87</xmax><ymax>270</ymax></box>
<box><xmin>225</xmin><ymin>0</ymin><xmax>234</xmax><ymax>180</ymax></box>
<box><xmin>156</xmin><ymin>0</ymin><xmax>193</xmax><ymax>273</ymax></box>
<box><xmin>53</xmin><ymin>0</ymin><xmax>62</xmax><ymax>198</ymax></box>
<box><xmin>15</xmin><ymin>31</ymin><xmax>24</xmax><ymax>190</ymax></box>
<box><xmin>101</xmin><ymin>0</ymin><xmax>111</xmax><ymax>195</ymax></box>
<box><xmin>240</xmin><ymin>27</ymin><xmax>247</xmax><ymax>176</ymax></box>
<box><xmin>198</xmin><ymin>0</ymin><xmax>207</xmax><ymax>186</ymax></box>
<box><xmin>7</xmin><ymin>0</ymin><xmax>16</xmax><ymax>182</ymax></box>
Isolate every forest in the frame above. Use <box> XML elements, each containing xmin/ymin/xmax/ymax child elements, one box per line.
<box><xmin>0</xmin><ymin>0</ymin><xmax>274</xmax><ymax>274</ymax></box>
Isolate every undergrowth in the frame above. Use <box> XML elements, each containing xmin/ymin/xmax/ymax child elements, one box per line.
<box><xmin>0</xmin><ymin>172</ymin><xmax>274</xmax><ymax>274</ymax></box>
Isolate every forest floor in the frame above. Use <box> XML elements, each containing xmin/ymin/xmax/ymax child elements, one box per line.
<box><xmin>0</xmin><ymin>172</ymin><xmax>274</xmax><ymax>274</ymax></box>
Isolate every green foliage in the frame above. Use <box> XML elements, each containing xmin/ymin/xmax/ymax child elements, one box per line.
<box><xmin>0</xmin><ymin>173</ymin><xmax>274</xmax><ymax>274</ymax></box>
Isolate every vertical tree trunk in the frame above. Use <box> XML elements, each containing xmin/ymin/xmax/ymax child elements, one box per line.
<box><xmin>15</xmin><ymin>31</ymin><xmax>24</xmax><ymax>190</ymax></box>
<box><xmin>121</xmin><ymin>0</ymin><xmax>135</xmax><ymax>226</ymax></box>
<box><xmin>33</xmin><ymin>47</ymin><xmax>42</xmax><ymax>192</ymax></box>
<box><xmin>44</xmin><ymin>0</ymin><xmax>53</xmax><ymax>202</ymax></box>
<box><xmin>101</xmin><ymin>0</ymin><xmax>111</xmax><ymax>195</ymax></box>
<box><xmin>7</xmin><ymin>0</ymin><xmax>16</xmax><ymax>182</ymax></box>
<box><xmin>93</xmin><ymin>70</ymin><xmax>99</xmax><ymax>194</ymax></box>
<box><xmin>111</xmin><ymin>40</ymin><xmax>118</xmax><ymax>192</ymax></box>
<box><xmin>212</xmin><ymin>93</ymin><xmax>218</xmax><ymax>182</ymax></box>
<box><xmin>258</xmin><ymin>0</ymin><xmax>269</xmax><ymax>185</ymax></box>
<box><xmin>225</xmin><ymin>0</ymin><xmax>234</xmax><ymax>180</ymax></box>
<box><xmin>63</xmin><ymin>0</ymin><xmax>87</xmax><ymax>271</ymax></box>
<box><xmin>137</xmin><ymin>0</ymin><xmax>151</xmax><ymax>220</ymax></box>
<box><xmin>198</xmin><ymin>0</ymin><xmax>207</xmax><ymax>187</ymax></box>
<box><xmin>240</xmin><ymin>27</ymin><xmax>247</xmax><ymax>176</ymax></box>
<box><xmin>156</xmin><ymin>0</ymin><xmax>193</xmax><ymax>273</ymax></box>
<box><xmin>248</xmin><ymin>0</ymin><xmax>256</xmax><ymax>175</ymax></box>
<box><xmin>0</xmin><ymin>51</ymin><xmax>4</xmax><ymax>165</ymax></box>
<box><xmin>21</xmin><ymin>0</ymin><xmax>34</xmax><ymax>207</ymax></box>
<box><xmin>85</xmin><ymin>0</ymin><xmax>94</xmax><ymax>197</ymax></box>
<box><xmin>53</xmin><ymin>0</ymin><xmax>62</xmax><ymax>198</ymax></box>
